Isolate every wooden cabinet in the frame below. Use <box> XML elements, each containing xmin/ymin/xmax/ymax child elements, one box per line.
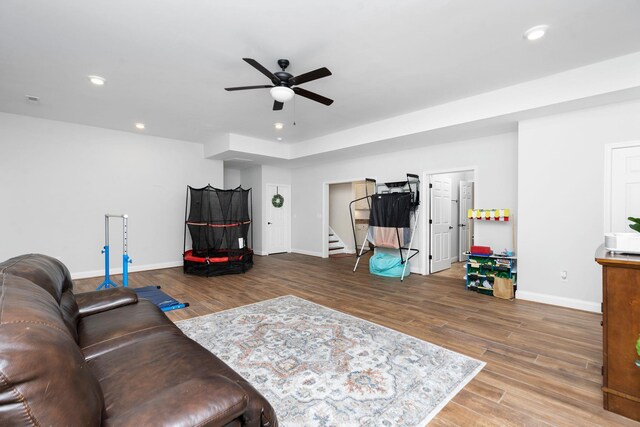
<box><xmin>595</xmin><ymin>245</ymin><xmax>640</xmax><ymax>421</ymax></box>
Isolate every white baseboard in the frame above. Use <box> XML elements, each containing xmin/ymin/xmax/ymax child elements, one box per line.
<box><xmin>516</xmin><ymin>291</ymin><xmax>601</xmax><ymax>313</ymax></box>
<box><xmin>71</xmin><ymin>260</ymin><xmax>183</xmax><ymax>280</ymax></box>
<box><xmin>409</xmin><ymin>265</ymin><xmax>422</xmax><ymax>274</ymax></box>
<box><xmin>291</xmin><ymin>248</ymin><xmax>323</xmax><ymax>258</ymax></box>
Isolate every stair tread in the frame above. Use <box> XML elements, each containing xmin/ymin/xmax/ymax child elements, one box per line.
<box><xmin>329</xmin><ymin>240</ymin><xmax>339</xmax><ymax>243</ymax></box>
<box><xmin>329</xmin><ymin>246</ymin><xmax>344</xmax><ymax>251</ymax></box>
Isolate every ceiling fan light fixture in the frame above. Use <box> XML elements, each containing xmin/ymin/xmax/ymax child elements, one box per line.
<box><xmin>270</xmin><ymin>86</ymin><xmax>294</xmax><ymax>103</ymax></box>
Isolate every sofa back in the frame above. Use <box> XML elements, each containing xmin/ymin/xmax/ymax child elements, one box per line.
<box><xmin>0</xmin><ymin>254</ymin><xmax>104</xmax><ymax>425</ymax></box>
<box><xmin>0</xmin><ymin>253</ymin><xmax>80</xmax><ymax>340</ymax></box>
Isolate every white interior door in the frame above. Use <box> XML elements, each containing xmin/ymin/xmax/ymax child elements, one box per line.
<box><xmin>430</xmin><ymin>176</ymin><xmax>452</xmax><ymax>272</ymax></box>
<box><xmin>459</xmin><ymin>181</ymin><xmax>474</xmax><ymax>261</ymax></box>
<box><xmin>610</xmin><ymin>145</ymin><xmax>640</xmax><ymax>232</ymax></box>
<box><xmin>266</xmin><ymin>184</ymin><xmax>291</xmax><ymax>254</ymax></box>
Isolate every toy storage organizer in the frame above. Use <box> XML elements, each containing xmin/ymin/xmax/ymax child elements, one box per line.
<box><xmin>465</xmin><ymin>209</ymin><xmax>517</xmax><ymax>297</ymax></box>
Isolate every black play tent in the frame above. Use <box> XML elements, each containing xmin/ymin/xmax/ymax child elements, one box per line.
<box><xmin>183</xmin><ymin>185</ymin><xmax>253</xmax><ymax>276</ymax></box>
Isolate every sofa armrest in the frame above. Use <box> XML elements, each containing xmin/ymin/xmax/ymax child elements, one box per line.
<box><xmin>75</xmin><ymin>287</ymin><xmax>138</xmax><ymax>317</ymax></box>
<box><xmin>103</xmin><ymin>376</ymin><xmax>248</xmax><ymax>427</ymax></box>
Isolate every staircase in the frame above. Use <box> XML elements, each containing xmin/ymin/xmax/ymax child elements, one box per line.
<box><xmin>328</xmin><ymin>227</ymin><xmax>348</xmax><ymax>256</ymax></box>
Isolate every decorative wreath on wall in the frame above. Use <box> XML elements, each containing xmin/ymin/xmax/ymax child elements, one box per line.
<box><xmin>272</xmin><ymin>193</ymin><xmax>284</xmax><ymax>208</ymax></box>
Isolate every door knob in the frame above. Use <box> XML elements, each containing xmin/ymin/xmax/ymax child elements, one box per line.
<box><xmin>267</xmin><ymin>222</ymin><xmax>272</xmax><ymax>225</ymax></box>
<box><xmin>449</xmin><ymin>226</ymin><xmax>454</xmax><ymax>230</ymax></box>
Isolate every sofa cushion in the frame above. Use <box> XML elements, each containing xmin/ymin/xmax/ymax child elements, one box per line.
<box><xmin>87</xmin><ymin>327</ymin><xmax>258</xmax><ymax>426</ymax></box>
<box><xmin>0</xmin><ymin>254</ymin><xmax>79</xmax><ymax>341</ymax></box>
<box><xmin>0</xmin><ymin>274</ymin><xmax>104</xmax><ymax>426</ymax></box>
<box><xmin>103</xmin><ymin>376</ymin><xmax>248</xmax><ymax>427</ymax></box>
<box><xmin>78</xmin><ymin>299</ymin><xmax>177</xmax><ymax>361</ymax></box>
<box><xmin>76</xmin><ymin>287</ymin><xmax>139</xmax><ymax>317</ymax></box>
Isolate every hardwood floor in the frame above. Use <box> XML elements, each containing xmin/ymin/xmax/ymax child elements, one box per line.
<box><xmin>74</xmin><ymin>254</ymin><xmax>636</xmax><ymax>426</ymax></box>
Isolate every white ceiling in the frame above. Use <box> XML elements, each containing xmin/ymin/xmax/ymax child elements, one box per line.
<box><xmin>1</xmin><ymin>0</ymin><xmax>640</xmax><ymax>149</ymax></box>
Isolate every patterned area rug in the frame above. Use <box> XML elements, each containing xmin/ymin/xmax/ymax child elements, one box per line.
<box><xmin>177</xmin><ymin>295</ymin><xmax>484</xmax><ymax>426</ymax></box>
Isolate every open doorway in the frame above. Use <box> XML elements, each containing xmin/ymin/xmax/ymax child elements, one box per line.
<box><xmin>324</xmin><ymin>179</ymin><xmax>375</xmax><ymax>258</ymax></box>
<box><xmin>425</xmin><ymin>169</ymin><xmax>475</xmax><ymax>274</ymax></box>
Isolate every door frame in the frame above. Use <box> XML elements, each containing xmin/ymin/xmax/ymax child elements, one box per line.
<box><xmin>322</xmin><ymin>177</ymin><xmax>376</xmax><ymax>258</ymax></box>
<box><xmin>458</xmin><ymin>180</ymin><xmax>474</xmax><ymax>262</ymax></box>
<box><xmin>265</xmin><ymin>183</ymin><xmax>291</xmax><ymax>255</ymax></box>
<box><xmin>604</xmin><ymin>140</ymin><xmax>640</xmax><ymax>233</ymax></box>
<box><xmin>422</xmin><ymin>166</ymin><xmax>477</xmax><ymax>275</ymax></box>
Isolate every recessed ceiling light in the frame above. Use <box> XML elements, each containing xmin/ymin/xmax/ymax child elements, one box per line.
<box><xmin>135</xmin><ymin>123</ymin><xmax>145</xmax><ymax>130</ymax></box>
<box><xmin>88</xmin><ymin>75</ymin><xmax>106</xmax><ymax>86</ymax></box>
<box><xmin>277</xmin><ymin>137</ymin><xmax>282</xmax><ymax>141</ymax></box>
<box><xmin>274</xmin><ymin>122</ymin><xmax>284</xmax><ymax>130</ymax></box>
<box><xmin>524</xmin><ymin>25</ymin><xmax>549</xmax><ymax>41</ymax></box>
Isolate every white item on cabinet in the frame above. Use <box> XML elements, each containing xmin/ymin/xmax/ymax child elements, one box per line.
<box><xmin>604</xmin><ymin>232</ymin><xmax>640</xmax><ymax>254</ymax></box>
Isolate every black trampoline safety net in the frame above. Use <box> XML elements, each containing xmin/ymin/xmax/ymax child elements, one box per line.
<box><xmin>186</xmin><ymin>185</ymin><xmax>251</xmax><ymax>258</ymax></box>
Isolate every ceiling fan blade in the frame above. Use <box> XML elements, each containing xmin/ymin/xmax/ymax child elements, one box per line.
<box><xmin>293</xmin><ymin>87</ymin><xmax>333</xmax><ymax>106</ymax></box>
<box><xmin>289</xmin><ymin>67</ymin><xmax>331</xmax><ymax>86</ymax></box>
<box><xmin>273</xmin><ymin>100</ymin><xmax>284</xmax><ymax>111</ymax></box>
<box><xmin>225</xmin><ymin>85</ymin><xmax>273</xmax><ymax>91</ymax></box>
<box><xmin>243</xmin><ymin>58</ymin><xmax>280</xmax><ymax>85</ymax></box>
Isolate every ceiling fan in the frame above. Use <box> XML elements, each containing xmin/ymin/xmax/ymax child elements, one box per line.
<box><xmin>225</xmin><ymin>58</ymin><xmax>333</xmax><ymax>111</ymax></box>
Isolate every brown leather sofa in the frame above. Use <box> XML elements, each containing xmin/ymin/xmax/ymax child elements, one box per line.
<box><xmin>0</xmin><ymin>254</ymin><xmax>278</xmax><ymax>427</ymax></box>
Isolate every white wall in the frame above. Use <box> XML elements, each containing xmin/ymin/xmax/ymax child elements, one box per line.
<box><xmin>224</xmin><ymin>167</ymin><xmax>241</xmax><ymax>189</ymax></box>
<box><xmin>518</xmin><ymin>99</ymin><xmax>640</xmax><ymax>312</ymax></box>
<box><xmin>0</xmin><ymin>113</ymin><xmax>222</xmax><ymax>276</ymax></box>
<box><xmin>262</xmin><ymin>165</ymin><xmax>292</xmax><ymax>188</ymax></box>
<box><xmin>291</xmin><ymin>132</ymin><xmax>518</xmax><ymax>273</ymax></box>
<box><xmin>329</xmin><ymin>183</ymin><xmax>355</xmax><ymax>252</ymax></box>
<box><xmin>240</xmin><ymin>166</ymin><xmax>263</xmax><ymax>253</ymax></box>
